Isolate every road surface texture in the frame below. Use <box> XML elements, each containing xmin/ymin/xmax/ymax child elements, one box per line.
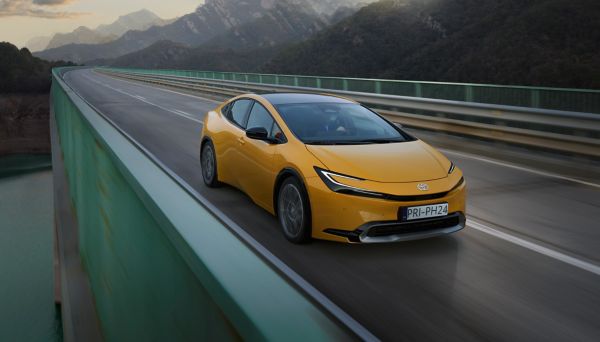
<box><xmin>63</xmin><ymin>69</ymin><xmax>600</xmax><ymax>341</ymax></box>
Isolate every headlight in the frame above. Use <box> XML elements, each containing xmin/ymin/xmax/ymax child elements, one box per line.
<box><xmin>448</xmin><ymin>162</ymin><xmax>456</xmax><ymax>174</ymax></box>
<box><xmin>314</xmin><ymin>167</ymin><xmax>384</xmax><ymax>198</ymax></box>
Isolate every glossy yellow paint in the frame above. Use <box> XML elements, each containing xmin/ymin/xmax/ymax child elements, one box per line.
<box><xmin>201</xmin><ymin>94</ymin><xmax>466</xmax><ymax>243</ymax></box>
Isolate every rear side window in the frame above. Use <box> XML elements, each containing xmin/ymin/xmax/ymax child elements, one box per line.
<box><xmin>221</xmin><ymin>103</ymin><xmax>232</xmax><ymax>116</ymax></box>
<box><xmin>229</xmin><ymin>99</ymin><xmax>253</xmax><ymax>128</ymax></box>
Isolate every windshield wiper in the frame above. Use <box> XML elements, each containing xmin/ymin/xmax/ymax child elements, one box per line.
<box><xmin>306</xmin><ymin>141</ymin><xmax>344</xmax><ymax>145</ymax></box>
<box><xmin>355</xmin><ymin>138</ymin><xmax>405</xmax><ymax>144</ymax></box>
<box><xmin>305</xmin><ymin>140</ymin><xmax>371</xmax><ymax>145</ymax></box>
<box><xmin>305</xmin><ymin>138</ymin><xmax>405</xmax><ymax>145</ymax></box>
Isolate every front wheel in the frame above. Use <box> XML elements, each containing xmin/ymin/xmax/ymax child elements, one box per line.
<box><xmin>277</xmin><ymin>177</ymin><xmax>311</xmax><ymax>243</ymax></box>
<box><xmin>201</xmin><ymin>141</ymin><xmax>221</xmax><ymax>187</ymax></box>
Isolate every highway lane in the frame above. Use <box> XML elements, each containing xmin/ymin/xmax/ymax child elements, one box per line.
<box><xmin>64</xmin><ymin>69</ymin><xmax>600</xmax><ymax>341</ymax></box>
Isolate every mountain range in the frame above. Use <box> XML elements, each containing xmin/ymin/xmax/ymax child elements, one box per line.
<box><xmin>26</xmin><ymin>9</ymin><xmax>170</xmax><ymax>52</ymax></box>
<box><xmin>262</xmin><ymin>0</ymin><xmax>600</xmax><ymax>88</ymax></box>
<box><xmin>95</xmin><ymin>9</ymin><xmax>173</xmax><ymax>37</ymax></box>
<box><xmin>34</xmin><ymin>0</ymin><xmax>368</xmax><ymax>64</ymax></box>
<box><xmin>106</xmin><ymin>0</ymin><xmax>371</xmax><ymax>70</ymax></box>
<box><xmin>24</xmin><ymin>36</ymin><xmax>52</xmax><ymax>53</ymax></box>
<box><xmin>30</xmin><ymin>0</ymin><xmax>600</xmax><ymax>89</ymax></box>
<box><xmin>45</xmin><ymin>26</ymin><xmax>117</xmax><ymax>50</ymax></box>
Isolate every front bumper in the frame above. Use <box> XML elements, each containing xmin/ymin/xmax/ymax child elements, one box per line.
<box><xmin>306</xmin><ymin>176</ymin><xmax>467</xmax><ymax>243</ymax></box>
<box><xmin>324</xmin><ymin>213</ymin><xmax>465</xmax><ymax>243</ymax></box>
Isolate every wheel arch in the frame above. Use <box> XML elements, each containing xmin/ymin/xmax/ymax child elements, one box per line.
<box><xmin>200</xmin><ymin>136</ymin><xmax>217</xmax><ymax>163</ymax></box>
<box><xmin>273</xmin><ymin>167</ymin><xmax>308</xmax><ymax>217</ymax></box>
<box><xmin>200</xmin><ymin>136</ymin><xmax>212</xmax><ymax>153</ymax></box>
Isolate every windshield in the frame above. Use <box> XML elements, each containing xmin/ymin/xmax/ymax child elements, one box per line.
<box><xmin>275</xmin><ymin>103</ymin><xmax>411</xmax><ymax>145</ymax></box>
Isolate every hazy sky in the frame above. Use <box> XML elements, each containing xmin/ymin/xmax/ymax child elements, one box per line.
<box><xmin>0</xmin><ymin>0</ymin><xmax>203</xmax><ymax>47</ymax></box>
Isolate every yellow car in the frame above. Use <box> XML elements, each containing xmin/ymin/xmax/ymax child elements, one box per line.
<box><xmin>200</xmin><ymin>93</ymin><xmax>466</xmax><ymax>243</ymax></box>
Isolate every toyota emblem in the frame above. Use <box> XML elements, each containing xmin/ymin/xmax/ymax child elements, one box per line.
<box><xmin>417</xmin><ymin>183</ymin><xmax>429</xmax><ymax>191</ymax></box>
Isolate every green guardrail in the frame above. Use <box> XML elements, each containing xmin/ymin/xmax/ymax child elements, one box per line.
<box><xmin>107</xmin><ymin>67</ymin><xmax>600</xmax><ymax>114</ymax></box>
<box><xmin>51</xmin><ymin>67</ymin><xmax>356</xmax><ymax>340</ymax></box>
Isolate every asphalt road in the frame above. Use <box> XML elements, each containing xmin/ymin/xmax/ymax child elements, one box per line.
<box><xmin>64</xmin><ymin>69</ymin><xmax>600</xmax><ymax>341</ymax></box>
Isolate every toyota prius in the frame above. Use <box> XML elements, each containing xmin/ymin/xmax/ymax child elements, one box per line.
<box><xmin>200</xmin><ymin>93</ymin><xmax>466</xmax><ymax>243</ymax></box>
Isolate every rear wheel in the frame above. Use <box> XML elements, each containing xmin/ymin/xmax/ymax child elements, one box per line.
<box><xmin>277</xmin><ymin>177</ymin><xmax>311</xmax><ymax>243</ymax></box>
<box><xmin>201</xmin><ymin>141</ymin><xmax>221</xmax><ymax>187</ymax></box>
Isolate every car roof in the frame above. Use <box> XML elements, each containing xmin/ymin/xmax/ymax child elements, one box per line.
<box><xmin>261</xmin><ymin>93</ymin><xmax>356</xmax><ymax>105</ymax></box>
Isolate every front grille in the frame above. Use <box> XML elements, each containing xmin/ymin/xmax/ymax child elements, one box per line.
<box><xmin>381</xmin><ymin>191</ymin><xmax>449</xmax><ymax>202</ymax></box>
<box><xmin>366</xmin><ymin>214</ymin><xmax>461</xmax><ymax>238</ymax></box>
<box><xmin>381</xmin><ymin>177</ymin><xmax>464</xmax><ymax>202</ymax></box>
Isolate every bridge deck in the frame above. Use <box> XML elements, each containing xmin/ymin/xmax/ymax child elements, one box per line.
<box><xmin>60</xmin><ymin>69</ymin><xmax>600</xmax><ymax>341</ymax></box>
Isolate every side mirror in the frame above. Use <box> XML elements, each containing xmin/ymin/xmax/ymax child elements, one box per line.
<box><xmin>246</xmin><ymin>127</ymin><xmax>272</xmax><ymax>142</ymax></box>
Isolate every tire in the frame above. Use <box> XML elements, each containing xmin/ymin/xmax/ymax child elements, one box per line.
<box><xmin>277</xmin><ymin>177</ymin><xmax>311</xmax><ymax>243</ymax></box>
<box><xmin>201</xmin><ymin>141</ymin><xmax>221</xmax><ymax>188</ymax></box>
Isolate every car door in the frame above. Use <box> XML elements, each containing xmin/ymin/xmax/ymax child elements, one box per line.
<box><xmin>219</xmin><ymin>98</ymin><xmax>253</xmax><ymax>188</ymax></box>
<box><xmin>237</xmin><ymin>101</ymin><xmax>280</xmax><ymax>209</ymax></box>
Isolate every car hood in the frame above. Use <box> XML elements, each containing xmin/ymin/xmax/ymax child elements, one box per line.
<box><xmin>306</xmin><ymin>140</ymin><xmax>449</xmax><ymax>183</ymax></box>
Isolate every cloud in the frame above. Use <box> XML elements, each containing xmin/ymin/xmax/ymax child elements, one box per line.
<box><xmin>0</xmin><ymin>0</ymin><xmax>86</xmax><ymax>18</ymax></box>
<box><xmin>32</xmin><ymin>0</ymin><xmax>73</xmax><ymax>5</ymax></box>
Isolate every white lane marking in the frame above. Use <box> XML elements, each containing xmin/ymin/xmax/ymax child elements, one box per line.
<box><xmin>468</xmin><ymin>219</ymin><xmax>600</xmax><ymax>276</ymax></box>
<box><xmin>441</xmin><ymin>149</ymin><xmax>600</xmax><ymax>189</ymax></box>
<box><xmin>83</xmin><ymin>74</ymin><xmax>204</xmax><ymax>124</ymax></box>
<box><xmin>173</xmin><ymin>109</ymin><xmax>187</xmax><ymax>115</ymax></box>
<box><xmin>173</xmin><ymin>109</ymin><xmax>200</xmax><ymax>122</ymax></box>
<box><xmin>91</xmin><ymin>69</ymin><xmax>221</xmax><ymax>104</ymax></box>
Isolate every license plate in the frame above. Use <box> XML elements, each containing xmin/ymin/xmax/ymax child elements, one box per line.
<box><xmin>404</xmin><ymin>203</ymin><xmax>448</xmax><ymax>221</ymax></box>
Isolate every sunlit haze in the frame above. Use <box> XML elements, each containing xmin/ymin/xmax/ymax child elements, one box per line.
<box><xmin>0</xmin><ymin>0</ymin><xmax>202</xmax><ymax>47</ymax></box>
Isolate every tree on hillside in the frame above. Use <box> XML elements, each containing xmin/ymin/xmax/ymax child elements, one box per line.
<box><xmin>0</xmin><ymin>42</ymin><xmax>74</xmax><ymax>93</ymax></box>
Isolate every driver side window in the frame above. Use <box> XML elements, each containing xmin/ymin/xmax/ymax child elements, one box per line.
<box><xmin>246</xmin><ymin>102</ymin><xmax>287</xmax><ymax>142</ymax></box>
<box><xmin>247</xmin><ymin>102</ymin><xmax>274</xmax><ymax>133</ymax></box>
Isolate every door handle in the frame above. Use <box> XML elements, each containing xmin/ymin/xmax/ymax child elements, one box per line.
<box><xmin>238</xmin><ymin>137</ymin><xmax>246</xmax><ymax>145</ymax></box>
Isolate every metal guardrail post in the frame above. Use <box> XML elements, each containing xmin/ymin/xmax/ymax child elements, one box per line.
<box><xmin>531</xmin><ymin>90</ymin><xmax>541</xmax><ymax>108</ymax></box>
<box><xmin>375</xmin><ymin>81</ymin><xmax>382</xmax><ymax>94</ymax></box>
<box><xmin>466</xmin><ymin>86</ymin><xmax>474</xmax><ymax>102</ymax></box>
<box><xmin>415</xmin><ymin>83</ymin><xmax>422</xmax><ymax>97</ymax></box>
